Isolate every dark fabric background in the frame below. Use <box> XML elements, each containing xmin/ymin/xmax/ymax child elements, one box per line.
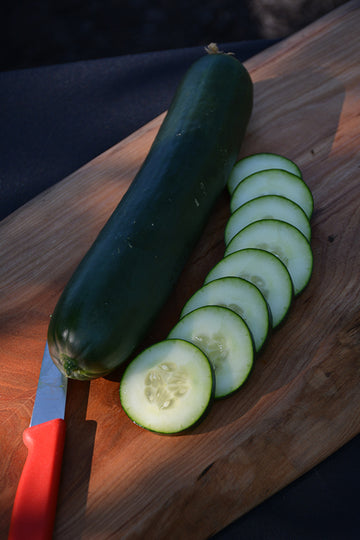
<box><xmin>1</xmin><ymin>0</ymin><xmax>347</xmax><ymax>72</ymax></box>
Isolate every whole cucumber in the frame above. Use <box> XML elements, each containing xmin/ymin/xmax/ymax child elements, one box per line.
<box><xmin>48</xmin><ymin>45</ymin><xmax>253</xmax><ymax>380</ymax></box>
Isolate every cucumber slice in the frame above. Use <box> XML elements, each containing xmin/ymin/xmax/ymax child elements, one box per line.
<box><xmin>119</xmin><ymin>339</ymin><xmax>214</xmax><ymax>434</ymax></box>
<box><xmin>225</xmin><ymin>219</ymin><xmax>313</xmax><ymax>295</ymax></box>
<box><xmin>180</xmin><ymin>277</ymin><xmax>270</xmax><ymax>352</ymax></box>
<box><xmin>228</xmin><ymin>153</ymin><xmax>302</xmax><ymax>195</ymax></box>
<box><xmin>225</xmin><ymin>195</ymin><xmax>311</xmax><ymax>245</ymax></box>
<box><xmin>230</xmin><ymin>169</ymin><xmax>314</xmax><ymax>219</ymax></box>
<box><xmin>168</xmin><ymin>306</ymin><xmax>254</xmax><ymax>398</ymax></box>
<box><xmin>205</xmin><ymin>248</ymin><xmax>293</xmax><ymax>328</ymax></box>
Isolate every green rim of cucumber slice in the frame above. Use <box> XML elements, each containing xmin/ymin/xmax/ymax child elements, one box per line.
<box><xmin>225</xmin><ymin>194</ymin><xmax>311</xmax><ymax>245</ymax></box>
<box><xmin>225</xmin><ymin>219</ymin><xmax>313</xmax><ymax>295</ymax></box>
<box><xmin>230</xmin><ymin>168</ymin><xmax>314</xmax><ymax>219</ymax></box>
<box><xmin>228</xmin><ymin>153</ymin><xmax>302</xmax><ymax>195</ymax></box>
<box><xmin>205</xmin><ymin>248</ymin><xmax>293</xmax><ymax>328</ymax></box>
<box><xmin>120</xmin><ymin>339</ymin><xmax>214</xmax><ymax>434</ymax></box>
<box><xmin>169</xmin><ymin>306</ymin><xmax>254</xmax><ymax>399</ymax></box>
<box><xmin>181</xmin><ymin>276</ymin><xmax>270</xmax><ymax>352</ymax></box>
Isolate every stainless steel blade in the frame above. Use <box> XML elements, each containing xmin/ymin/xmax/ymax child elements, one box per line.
<box><xmin>30</xmin><ymin>342</ymin><xmax>68</xmax><ymax>427</ymax></box>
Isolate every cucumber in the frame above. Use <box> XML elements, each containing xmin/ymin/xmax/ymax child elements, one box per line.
<box><xmin>120</xmin><ymin>152</ymin><xmax>314</xmax><ymax>432</ymax></box>
<box><xmin>225</xmin><ymin>219</ymin><xmax>313</xmax><ymax>295</ymax></box>
<box><xmin>47</xmin><ymin>47</ymin><xmax>253</xmax><ymax>380</ymax></box>
<box><xmin>168</xmin><ymin>306</ymin><xmax>254</xmax><ymax>398</ymax></box>
<box><xmin>205</xmin><ymin>248</ymin><xmax>293</xmax><ymax>328</ymax></box>
<box><xmin>180</xmin><ymin>277</ymin><xmax>270</xmax><ymax>352</ymax></box>
<box><xmin>119</xmin><ymin>339</ymin><xmax>214</xmax><ymax>434</ymax></box>
<box><xmin>225</xmin><ymin>195</ymin><xmax>311</xmax><ymax>245</ymax></box>
<box><xmin>230</xmin><ymin>169</ymin><xmax>314</xmax><ymax>218</ymax></box>
<box><xmin>227</xmin><ymin>152</ymin><xmax>302</xmax><ymax>195</ymax></box>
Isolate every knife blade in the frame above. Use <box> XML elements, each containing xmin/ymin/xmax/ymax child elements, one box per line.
<box><xmin>9</xmin><ymin>342</ymin><xmax>67</xmax><ymax>540</ymax></box>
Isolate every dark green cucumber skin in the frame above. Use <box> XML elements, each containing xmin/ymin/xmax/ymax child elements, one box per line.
<box><xmin>47</xmin><ymin>51</ymin><xmax>253</xmax><ymax>380</ymax></box>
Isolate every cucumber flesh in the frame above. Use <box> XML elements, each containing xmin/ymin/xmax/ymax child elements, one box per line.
<box><xmin>119</xmin><ymin>339</ymin><xmax>214</xmax><ymax>434</ymax></box>
<box><xmin>225</xmin><ymin>219</ymin><xmax>313</xmax><ymax>295</ymax></box>
<box><xmin>180</xmin><ymin>276</ymin><xmax>270</xmax><ymax>352</ymax></box>
<box><xmin>228</xmin><ymin>153</ymin><xmax>302</xmax><ymax>195</ymax></box>
<box><xmin>230</xmin><ymin>169</ymin><xmax>314</xmax><ymax>219</ymax></box>
<box><xmin>205</xmin><ymin>248</ymin><xmax>293</xmax><ymax>328</ymax></box>
<box><xmin>225</xmin><ymin>195</ymin><xmax>311</xmax><ymax>245</ymax></box>
<box><xmin>168</xmin><ymin>306</ymin><xmax>254</xmax><ymax>398</ymax></box>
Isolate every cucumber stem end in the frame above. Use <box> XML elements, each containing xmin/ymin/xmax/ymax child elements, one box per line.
<box><xmin>205</xmin><ymin>43</ymin><xmax>234</xmax><ymax>56</ymax></box>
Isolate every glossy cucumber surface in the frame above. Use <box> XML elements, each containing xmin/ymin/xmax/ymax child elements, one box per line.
<box><xmin>48</xmin><ymin>49</ymin><xmax>253</xmax><ymax>380</ymax></box>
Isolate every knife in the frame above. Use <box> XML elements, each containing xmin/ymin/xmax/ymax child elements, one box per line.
<box><xmin>9</xmin><ymin>342</ymin><xmax>67</xmax><ymax>540</ymax></box>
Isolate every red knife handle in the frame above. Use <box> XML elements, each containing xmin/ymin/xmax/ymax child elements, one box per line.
<box><xmin>9</xmin><ymin>418</ymin><xmax>66</xmax><ymax>540</ymax></box>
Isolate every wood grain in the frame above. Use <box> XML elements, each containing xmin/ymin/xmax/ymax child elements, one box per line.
<box><xmin>1</xmin><ymin>1</ymin><xmax>360</xmax><ymax>538</ymax></box>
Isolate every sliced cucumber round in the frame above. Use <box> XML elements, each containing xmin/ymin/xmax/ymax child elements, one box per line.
<box><xmin>180</xmin><ymin>277</ymin><xmax>270</xmax><ymax>352</ymax></box>
<box><xmin>225</xmin><ymin>219</ymin><xmax>313</xmax><ymax>295</ymax></box>
<box><xmin>119</xmin><ymin>339</ymin><xmax>214</xmax><ymax>434</ymax></box>
<box><xmin>205</xmin><ymin>248</ymin><xmax>293</xmax><ymax>328</ymax></box>
<box><xmin>228</xmin><ymin>153</ymin><xmax>302</xmax><ymax>195</ymax></box>
<box><xmin>225</xmin><ymin>195</ymin><xmax>311</xmax><ymax>245</ymax></box>
<box><xmin>168</xmin><ymin>306</ymin><xmax>254</xmax><ymax>399</ymax></box>
<box><xmin>230</xmin><ymin>169</ymin><xmax>314</xmax><ymax>219</ymax></box>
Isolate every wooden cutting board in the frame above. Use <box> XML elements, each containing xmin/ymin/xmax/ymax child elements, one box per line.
<box><xmin>1</xmin><ymin>1</ymin><xmax>360</xmax><ymax>538</ymax></box>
